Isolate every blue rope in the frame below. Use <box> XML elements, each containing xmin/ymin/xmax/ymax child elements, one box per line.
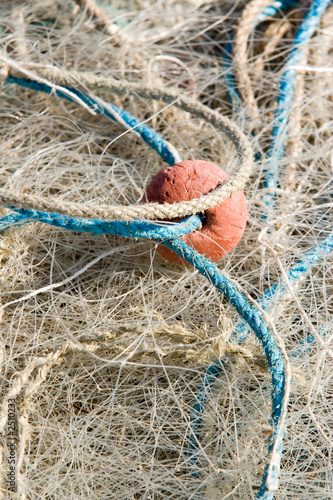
<box><xmin>188</xmin><ymin>228</ymin><xmax>333</xmax><ymax>488</ymax></box>
<box><xmin>264</xmin><ymin>0</ymin><xmax>331</xmax><ymax>208</ymax></box>
<box><xmin>0</xmin><ymin>205</ymin><xmax>287</xmax><ymax>497</ymax></box>
<box><xmin>163</xmin><ymin>238</ymin><xmax>286</xmax><ymax>497</ymax></box>
<box><xmin>0</xmin><ymin>209</ymin><xmax>202</xmax><ymax>241</ymax></box>
<box><xmin>0</xmin><ymin>206</ymin><xmax>287</xmax><ymax>499</ymax></box>
<box><xmin>6</xmin><ymin>75</ymin><xmax>179</xmax><ymax>167</ymax></box>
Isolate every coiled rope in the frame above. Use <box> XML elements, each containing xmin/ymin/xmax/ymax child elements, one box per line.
<box><xmin>1</xmin><ymin>55</ymin><xmax>253</xmax><ymax>221</ymax></box>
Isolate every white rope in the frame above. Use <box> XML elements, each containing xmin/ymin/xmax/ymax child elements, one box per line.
<box><xmin>0</xmin><ymin>61</ymin><xmax>254</xmax><ymax>221</ymax></box>
<box><xmin>233</xmin><ymin>0</ymin><xmax>273</xmax><ymax>123</ymax></box>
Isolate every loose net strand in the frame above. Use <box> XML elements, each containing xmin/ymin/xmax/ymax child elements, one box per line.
<box><xmin>74</xmin><ymin>0</ymin><xmax>128</xmax><ymax>42</ymax></box>
<box><xmin>0</xmin><ymin>1</ymin><xmax>333</xmax><ymax>499</ymax></box>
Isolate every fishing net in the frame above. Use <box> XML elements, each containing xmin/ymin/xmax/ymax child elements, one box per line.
<box><xmin>0</xmin><ymin>1</ymin><xmax>332</xmax><ymax>498</ymax></box>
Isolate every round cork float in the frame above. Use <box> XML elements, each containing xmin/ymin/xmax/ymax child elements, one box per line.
<box><xmin>142</xmin><ymin>160</ymin><xmax>247</xmax><ymax>264</ymax></box>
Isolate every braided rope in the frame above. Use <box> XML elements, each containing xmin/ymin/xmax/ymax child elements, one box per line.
<box><xmin>264</xmin><ymin>0</ymin><xmax>332</xmax><ymax>206</ymax></box>
<box><xmin>233</xmin><ymin>0</ymin><xmax>299</xmax><ymax>125</ymax></box>
<box><xmin>162</xmin><ymin>238</ymin><xmax>290</xmax><ymax>498</ymax></box>
<box><xmin>3</xmin><ymin>70</ymin><xmax>181</xmax><ymax>166</ymax></box>
<box><xmin>224</xmin><ymin>1</ymin><xmax>297</xmax><ymax>110</ymax></box>
<box><xmin>2</xmin><ymin>63</ymin><xmax>254</xmax><ymax>221</ymax></box>
<box><xmin>0</xmin><ymin>209</ymin><xmax>202</xmax><ymax>240</ymax></box>
<box><xmin>233</xmin><ymin>0</ymin><xmax>278</xmax><ymax>123</ymax></box>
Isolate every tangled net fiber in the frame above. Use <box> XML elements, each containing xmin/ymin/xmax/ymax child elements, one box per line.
<box><xmin>0</xmin><ymin>0</ymin><xmax>332</xmax><ymax>498</ymax></box>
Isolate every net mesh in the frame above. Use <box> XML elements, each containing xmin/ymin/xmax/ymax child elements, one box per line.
<box><xmin>0</xmin><ymin>1</ymin><xmax>332</xmax><ymax>498</ymax></box>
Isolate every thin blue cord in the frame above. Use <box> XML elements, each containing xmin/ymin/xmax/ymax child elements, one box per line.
<box><xmin>235</xmin><ymin>227</ymin><xmax>333</xmax><ymax>343</ymax></box>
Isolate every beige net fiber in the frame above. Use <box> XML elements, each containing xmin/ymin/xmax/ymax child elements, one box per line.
<box><xmin>0</xmin><ymin>1</ymin><xmax>332</xmax><ymax>499</ymax></box>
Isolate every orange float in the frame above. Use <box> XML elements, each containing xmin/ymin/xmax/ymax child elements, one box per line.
<box><xmin>143</xmin><ymin>160</ymin><xmax>247</xmax><ymax>264</ymax></box>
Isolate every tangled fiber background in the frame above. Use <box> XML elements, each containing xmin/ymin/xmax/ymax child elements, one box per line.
<box><xmin>0</xmin><ymin>0</ymin><xmax>332</xmax><ymax>498</ymax></box>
